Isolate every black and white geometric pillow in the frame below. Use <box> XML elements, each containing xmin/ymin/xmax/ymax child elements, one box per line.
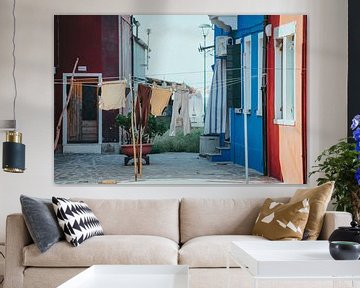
<box><xmin>52</xmin><ymin>197</ymin><xmax>104</xmax><ymax>247</ymax></box>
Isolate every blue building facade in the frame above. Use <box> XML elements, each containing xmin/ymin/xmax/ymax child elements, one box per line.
<box><xmin>211</xmin><ymin>15</ymin><xmax>265</xmax><ymax>174</ymax></box>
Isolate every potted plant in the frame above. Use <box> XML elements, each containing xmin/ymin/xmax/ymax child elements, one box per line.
<box><xmin>115</xmin><ymin>113</ymin><xmax>167</xmax><ymax>157</ymax></box>
<box><xmin>310</xmin><ymin>115</ymin><xmax>360</xmax><ymax>222</ymax></box>
<box><xmin>115</xmin><ymin>113</ymin><xmax>133</xmax><ymax>145</ymax></box>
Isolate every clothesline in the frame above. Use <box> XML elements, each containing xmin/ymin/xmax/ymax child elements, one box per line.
<box><xmin>53</xmin><ymin>77</ymin><xmax>243</xmax><ymax>91</ymax></box>
<box><xmin>53</xmin><ymin>72</ymin><xmax>212</xmax><ymax>83</ymax></box>
<box><xmin>131</xmin><ymin>66</ymin><xmax>306</xmax><ymax>78</ymax></box>
<box><xmin>53</xmin><ymin>66</ymin><xmax>306</xmax><ymax>82</ymax></box>
<box><xmin>54</xmin><ymin>78</ymin><xmax>243</xmax><ymax>91</ymax></box>
<box><xmin>54</xmin><ymin>74</ymin><xmax>244</xmax><ymax>86</ymax></box>
<box><xmin>54</xmin><ymin>76</ymin><xmax>242</xmax><ymax>86</ymax></box>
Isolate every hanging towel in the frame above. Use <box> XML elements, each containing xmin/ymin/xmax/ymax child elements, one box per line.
<box><xmin>169</xmin><ymin>90</ymin><xmax>190</xmax><ymax>136</ymax></box>
<box><xmin>189</xmin><ymin>90</ymin><xmax>203</xmax><ymax>116</ymax></box>
<box><xmin>150</xmin><ymin>86</ymin><xmax>172</xmax><ymax>116</ymax></box>
<box><xmin>136</xmin><ymin>83</ymin><xmax>152</xmax><ymax>130</ymax></box>
<box><xmin>189</xmin><ymin>90</ymin><xmax>204</xmax><ymax>127</ymax></box>
<box><xmin>204</xmin><ymin>59</ymin><xmax>227</xmax><ymax>135</ymax></box>
<box><xmin>99</xmin><ymin>80</ymin><xmax>126</xmax><ymax>110</ymax></box>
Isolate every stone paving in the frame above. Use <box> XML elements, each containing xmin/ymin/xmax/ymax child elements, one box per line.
<box><xmin>54</xmin><ymin>152</ymin><xmax>281</xmax><ymax>184</ymax></box>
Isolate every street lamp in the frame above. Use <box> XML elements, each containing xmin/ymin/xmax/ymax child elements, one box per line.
<box><xmin>199</xmin><ymin>24</ymin><xmax>212</xmax><ymax>116</ymax></box>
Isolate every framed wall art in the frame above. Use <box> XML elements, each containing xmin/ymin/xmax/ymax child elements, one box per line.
<box><xmin>54</xmin><ymin>15</ymin><xmax>307</xmax><ymax>185</ymax></box>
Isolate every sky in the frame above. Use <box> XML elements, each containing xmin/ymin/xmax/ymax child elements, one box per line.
<box><xmin>134</xmin><ymin>15</ymin><xmax>214</xmax><ymax>98</ymax></box>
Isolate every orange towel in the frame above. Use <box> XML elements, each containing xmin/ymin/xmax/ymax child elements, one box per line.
<box><xmin>150</xmin><ymin>86</ymin><xmax>172</xmax><ymax>116</ymax></box>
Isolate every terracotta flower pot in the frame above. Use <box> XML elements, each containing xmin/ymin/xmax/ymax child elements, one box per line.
<box><xmin>121</xmin><ymin>143</ymin><xmax>153</xmax><ymax>157</ymax></box>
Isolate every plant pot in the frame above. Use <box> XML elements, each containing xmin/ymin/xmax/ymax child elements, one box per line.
<box><xmin>121</xmin><ymin>143</ymin><xmax>153</xmax><ymax>157</ymax></box>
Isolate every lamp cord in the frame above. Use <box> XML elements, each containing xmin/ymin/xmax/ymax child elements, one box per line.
<box><xmin>0</xmin><ymin>251</ymin><xmax>4</xmax><ymax>284</ymax></box>
<box><xmin>12</xmin><ymin>0</ymin><xmax>17</xmax><ymax>129</ymax></box>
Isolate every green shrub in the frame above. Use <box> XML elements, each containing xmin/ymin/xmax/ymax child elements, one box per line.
<box><xmin>115</xmin><ymin>113</ymin><xmax>169</xmax><ymax>144</ymax></box>
<box><xmin>152</xmin><ymin>128</ymin><xmax>203</xmax><ymax>153</ymax></box>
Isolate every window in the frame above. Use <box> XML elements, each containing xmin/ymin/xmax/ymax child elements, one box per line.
<box><xmin>243</xmin><ymin>36</ymin><xmax>251</xmax><ymax>114</ymax></box>
<box><xmin>274</xmin><ymin>22</ymin><xmax>296</xmax><ymax>125</ymax></box>
<box><xmin>226</xmin><ymin>44</ymin><xmax>241</xmax><ymax>108</ymax></box>
<box><xmin>257</xmin><ymin>32</ymin><xmax>264</xmax><ymax>116</ymax></box>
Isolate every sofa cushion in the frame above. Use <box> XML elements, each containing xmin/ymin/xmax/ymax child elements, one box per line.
<box><xmin>23</xmin><ymin>235</ymin><xmax>178</xmax><ymax>267</ymax></box>
<box><xmin>252</xmin><ymin>198</ymin><xmax>310</xmax><ymax>240</ymax></box>
<box><xmin>24</xmin><ymin>268</ymin><xmax>86</xmax><ymax>288</ymax></box>
<box><xmin>179</xmin><ymin>235</ymin><xmax>267</xmax><ymax>268</ymax></box>
<box><xmin>20</xmin><ymin>195</ymin><xmax>64</xmax><ymax>253</ymax></box>
<box><xmin>180</xmin><ymin>198</ymin><xmax>289</xmax><ymax>243</ymax></box>
<box><xmin>72</xmin><ymin>198</ymin><xmax>179</xmax><ymax>243</ymax></box>
<box><xmin>290</xmin><ymin>181</ymin><xmax>334</xmax><ymax>240</ymax></box>
<box><xmin>52</xmin><ymin>197</ymin><xmax>104</xmax><ymax>247</ymax></box>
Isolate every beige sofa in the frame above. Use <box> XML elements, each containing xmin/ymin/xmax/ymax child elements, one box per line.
<box><xmin>4</xmin><ymin>198</ymin><xmax>352</xmax><ymax>288</ymax></box>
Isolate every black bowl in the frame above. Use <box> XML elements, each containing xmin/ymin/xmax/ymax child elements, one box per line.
<box><xmin>329</xmin><ymin>241</ymin><xmax>360</xmax><ymax>260</ymax></box>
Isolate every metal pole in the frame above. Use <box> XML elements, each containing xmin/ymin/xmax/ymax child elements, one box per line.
<box><xmin>244</xmin><ymin>108</ymin><xmax>249</xmax><ymax>184</ymax></box>
<box><xmin>203</xmin><ymin>34</ymin><xmax>206</xmax><ymax>116</ymax></box>
<box><xmin>243</xmin><ymin>52</ymin><xmax>249</xmax><ymax>184</ymax></box>
<box><xmin>146</xmin><ymin>29</ymin><xmax>151</xmax><ymax>70</ymax></box>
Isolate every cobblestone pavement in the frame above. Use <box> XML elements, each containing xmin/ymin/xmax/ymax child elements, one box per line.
<box><xmin>54</xmin><ymin>152</ymin><xmax>281</xmax><ymax>184</ymax></box>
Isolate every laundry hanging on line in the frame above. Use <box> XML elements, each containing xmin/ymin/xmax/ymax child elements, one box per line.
<box><xmin>188</xmin><ymin>90</ymin><xmax>204</xmax><ymax>127</ymax></box>
<box><xmin>136</xmin><ymin>83</ymin><xmax>152</xmax><ymax>130</ymax></box>
<box><xmin>204</xmin><ymin>58</ymin><xmax>227</xmax><ymax>135</ymax></box>
<box><xmin>169</xmin><ymin>88</ymin><xmax>191</xmax><ymax>136</ymax></box>
<box><xmin>150</xmin><ymin>85</ymin><xmax>173</xmax><ymax>116</ymax></box>
<box><xmin>189</xmin><ymin>90</ymin><xmax>203</xmax><ymax>116</ymax></box>
<box><xmin>98</xmin><ymin>80</ymin><xmax>127</xmax><ymax>111</ymax></box>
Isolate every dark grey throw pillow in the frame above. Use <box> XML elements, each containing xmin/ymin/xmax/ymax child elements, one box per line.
<box><xmin>20</xmin><ymin>195</ymin><xmax>64</xmax><ymax>253</ymax></box>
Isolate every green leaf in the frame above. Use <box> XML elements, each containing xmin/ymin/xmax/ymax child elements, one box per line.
<box><xmin>309</xmin><ymin>139</ymin><xmax>360</xmax><ymax>216</ymax></box>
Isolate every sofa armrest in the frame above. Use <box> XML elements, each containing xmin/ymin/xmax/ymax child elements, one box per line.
<box><xmin>318</xmin><ymin>211</ymin><xmax>352</xmax><ymax>240</ymax></box>
<box><xmin>4</xmin><ymin>213</ymin><xmax>32</xmax><ymax>288</ymax></box>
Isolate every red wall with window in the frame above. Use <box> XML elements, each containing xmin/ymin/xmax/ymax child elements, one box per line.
<box><xmin>266</xmin><ymin>15</ymin><xmax>307</xmax><ymax>184</ymax></box>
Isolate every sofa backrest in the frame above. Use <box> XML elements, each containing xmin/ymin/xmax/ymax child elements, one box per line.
<box><xmin>180</xmin><ymin>198</ymin><xmax>290</xmax><ymax>243</ymax></box>
<box><xmin>73</xmin><ymin>198</ymin><xmax>180</xmax><ymax>243</ymax></box>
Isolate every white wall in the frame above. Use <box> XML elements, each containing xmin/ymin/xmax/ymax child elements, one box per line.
<box><xmin>0</xmin><ymin>0</ymin><xmax>348</xmax><ymax>242</ymax></box>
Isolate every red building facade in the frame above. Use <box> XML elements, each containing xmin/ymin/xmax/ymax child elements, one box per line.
<box><xmin>54</xmin><ymin>15</ymin><xmax>132</xmax><ymax>152</ymax></box>
<box><xmin>266</xmin><ymin>15</ymin><xmax>307</xmax><ymax>184</ymax></box>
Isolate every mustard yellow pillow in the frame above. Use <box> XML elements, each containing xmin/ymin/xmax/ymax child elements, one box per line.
<box><xmin>252</xmin><ymin>198</ymin><xmax>310</xmax><ymax>240</ymax></box>
<box><xmin>289</xmin><ymin>181</ymin><xmax>334</xmax><ymax>240</ymax></box>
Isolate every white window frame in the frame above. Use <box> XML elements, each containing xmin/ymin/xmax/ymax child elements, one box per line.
<box><xmin>243</xmin><ymin>35</ymin><xmax>252</xmax><ymax>114</ymax></box>
<box><xmin>273</xmin><ymin>22</ymin><xmax>296</xmax><ymax>126</ymax></box>
<box><xmin>257</xmin><ymin>32</ymin><xmax>264</xmax><ymax>116</ymax></box>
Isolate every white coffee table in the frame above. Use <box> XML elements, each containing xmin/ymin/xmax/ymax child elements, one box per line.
<box><xmin>58</xmin><ymin>265</ymin><xmax>189</xmax><ymax>288</ymax></box>
<box><xmin>228</xmin><ymin>241</ymin><xmax>360</xmax><ymax>288</ymax></box>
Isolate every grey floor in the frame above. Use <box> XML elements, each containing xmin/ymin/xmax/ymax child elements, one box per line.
<box><xmin>54</xmin><ymin>152</ymin><xmax>281</xmax><ymax>185</ymax></box>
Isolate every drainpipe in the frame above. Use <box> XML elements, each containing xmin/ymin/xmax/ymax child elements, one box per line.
<box><xmin>130</xmin><ymin>16</ymin><xmax>134</xmax><ymax>83</ymax></box>
<box><xmin>301</xmin><ymin>16</ymin><xmax>307</xmax><ymax>184</ymax></box>
<box><xmin>119</xmin><ymin>16</ymin><xmax>124</xmax><ymax>145</ymax></box>
<box><xmin>130</xmin><ymin>15</ymin><xmax>135</xmax><ymax>117</ymax></box>
<box><xmin>262</xmin><ymin>16</ymin><xmax>269</xmax><ymax>176</ymax></box>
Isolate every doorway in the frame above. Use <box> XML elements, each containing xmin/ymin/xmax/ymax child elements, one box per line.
<box><xmin>67</xmin><ymin>80</ymin><xmax>98</xmax><ymax>143</ymax></box>
<box><xmin>62</xmin><ymin>73</ymin><xmax>103</xmax><ymax>152</ymax></box>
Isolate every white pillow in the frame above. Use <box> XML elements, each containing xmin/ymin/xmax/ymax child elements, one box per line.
<box><xmin>52</xmin><ymin>197</ymin><xmax>103</xmax><ymax>247</ymax></box>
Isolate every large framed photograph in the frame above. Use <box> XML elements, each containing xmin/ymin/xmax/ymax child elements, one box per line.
<box><xmin>54</xmin><ymin>15</ymin><xmax>307</xmax><ymax>185</ymax></box>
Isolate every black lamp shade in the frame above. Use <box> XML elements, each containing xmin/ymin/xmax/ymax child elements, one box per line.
<box><xmin>3</xmin><ymin>141</ymin><xmax>25</xmax><ymax>173</ymax></box>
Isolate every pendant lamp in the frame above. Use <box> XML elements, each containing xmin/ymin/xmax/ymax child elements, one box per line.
<box><xmin>1</xmin><ymin>0</ymin><xmax>25</xmax><ymax>173</ymax></box>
